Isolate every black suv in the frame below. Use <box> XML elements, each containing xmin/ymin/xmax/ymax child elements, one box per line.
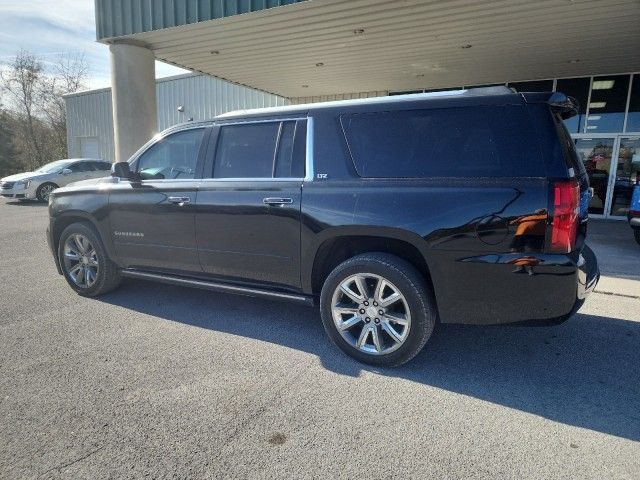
<box><xmin>47</xmin><ymin>87</ymin><xmax>599</xmax><ymax>366</ymax></box>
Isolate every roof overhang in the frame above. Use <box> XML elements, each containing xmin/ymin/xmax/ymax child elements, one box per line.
<box><xmin>97</xmin><ymin>0</ymin><xmax>640</xmax><ymax>98</ymax></box>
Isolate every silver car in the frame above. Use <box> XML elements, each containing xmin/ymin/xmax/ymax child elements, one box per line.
<box><xmin>0</xmin><ymin>159</ymin><xmax>112</xmax><ymax>202</ymax></box>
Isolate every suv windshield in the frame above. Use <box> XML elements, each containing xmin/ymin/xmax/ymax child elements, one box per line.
<box><xmin>37</xmin><ymin>160</ymin><xmax>73</xmax><ymax>174</ymax></box>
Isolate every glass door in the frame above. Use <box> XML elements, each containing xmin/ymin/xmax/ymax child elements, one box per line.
<box><xmin>573</xmin><ymin>137</ymin><xmax>616</xmax><ymax>216</ymax></box>
<box><xmin>608</xmin><ymin>136</ymin><xmax>640</xmax><ymax>217</ymax></box>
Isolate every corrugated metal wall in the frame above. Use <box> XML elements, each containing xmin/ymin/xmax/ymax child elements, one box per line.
<box><xmin>65</xmin><ymin>73</ymin><xmax>288</xmax><ymax>162</ymax></box>
<box><xmin>290</xmin><ymin>91</ymin><xmax>389</xmax><ymax>105</ymax></box>
<box><xmin>65</xmin><ymin>88</ymin><xmax>115</xmax><ymax>163</ymax></box>
<box><xmin>95</xmin><ymin>0</ymin><xmax>307</xmax><ymax>39</ymax></box>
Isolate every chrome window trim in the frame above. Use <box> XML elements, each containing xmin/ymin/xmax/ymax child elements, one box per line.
<box><xmin>305</xmin><ymin>116</ymin><xmax>314</xmax><ymax>182</ymax></box>
<box><xmin>215</xmin><ymin>117</ymin><xmax>305</xmax><ymax>126</ymax></box>
<box><xmin>202</xmin><ymin>116</ymin><xmax>313</xmax><ymax>183</ymax></box>
<box><xmin>130</xmin><ymin>116</ymin><xmax>314</xmax><ymax>184</ymax></box>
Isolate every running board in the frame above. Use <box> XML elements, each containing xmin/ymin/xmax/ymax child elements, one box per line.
<box><xmin>121</xmin><ymin>269</ymin><xmax>314</xmax><ymax>306</ymax></box>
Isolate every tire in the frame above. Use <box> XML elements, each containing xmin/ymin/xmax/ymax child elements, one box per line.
<box><xmin>58</xmin><ymin>222</ymin><xmax>122</xmax><ymax>297</ymax></box>
<box><xmin>320</xmin><ymin>253</ymin><xmax>437</xmax><ymax>367</ymax></box>
<box><xmin>36</xmin><ymin>182</ymin><xmax>58</xmax><ymax>202</ymax></box>
<box><xmin>635</xmin><ymin>229</ymin><xmax>640</xmax><ymax>246</ymax></box>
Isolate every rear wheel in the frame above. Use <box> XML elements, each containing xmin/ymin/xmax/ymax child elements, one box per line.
<box><xmin>58</xmin><ymin>222</ymin><xmax>122</xmax><ymax>296</ymax></box>
<box><xmin>320</xmin><ymin>253</ymin><xmax>437</xmax><ymax>367</ymax></box>
<box><xmin>36</xmin><ymin>182</ymin><xmax>57</xmax><ymax>202</ymax></box>
<box><xmin>635</xmin><ymin>229</ymin><xmax>640</xmax><ymax>246</ymax></box>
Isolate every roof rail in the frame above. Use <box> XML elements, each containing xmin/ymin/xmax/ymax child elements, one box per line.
<box><xmin>217</xmin><ymin>85</ymin><xmax>516</xmax><ymax>119</ymax></box>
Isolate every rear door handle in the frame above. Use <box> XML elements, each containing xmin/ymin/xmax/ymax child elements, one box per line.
<box><xmin>168</xmin><ymin>196</ymin><xmax>191</xmax><ymax>206</ymax></box>
<box><xmin>263</xmin><ymin>197</ymin><xmax>293</xmax><ymax>206</ymax></box>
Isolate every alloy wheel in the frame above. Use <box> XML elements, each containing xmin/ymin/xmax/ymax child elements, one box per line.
<box><xmin>331</xmin><ymin>273</ymin><xmax>411</xmax><ymax>355</ymax></box>
<box><xmin>39</xmin><ymin>184</ymin><xmax>55</xmax><ymax>201</ymax></box>
<box><xmin>63</xmin><ymin>234</ymin><xmax>99</xmax><ymax>288</ymax></box>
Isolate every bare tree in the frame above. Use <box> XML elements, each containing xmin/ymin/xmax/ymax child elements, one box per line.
<box><xmin>0</xmin><ymin>51</ymin><xmax>88</xmax><ymax>172</ymax></box>
<box><xmin>0</xmin><ymin>50</ymin><xmax>46</xmax><ymax>169</ymax></box>
<box><xmin>42</xmin><ymin>53</ymin><xmax>88</xmax><ymax>160</ymax></box>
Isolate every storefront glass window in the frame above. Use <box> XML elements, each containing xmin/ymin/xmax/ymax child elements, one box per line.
<box><xmin>626</xmin><ymin>75</ymin><xmax>640</xmax><ymax>132</ymax></box>
<box><xmin>610</xmin><ymin>137</ymin><xmax>640</xmax><ymax>216</ymax></box>
<box><xmin>586</xmin><ymin>75</ymin><xmax>630</xmax><ymax>133</ymax></box>
<box><xmin>574</xmin><ymin>138</ymin><xmax>615</xmax><ymax>215</ymax></box>
<box><xmin>556</xmin><ymin>77</ymin><xmax>590</xmax><ymax>134</ymax></box>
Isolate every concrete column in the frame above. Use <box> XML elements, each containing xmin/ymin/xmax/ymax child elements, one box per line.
<box><xmin>109</xmin><ymin>43</ymin><xmax>157</xmax><ymax>163</ymax></box>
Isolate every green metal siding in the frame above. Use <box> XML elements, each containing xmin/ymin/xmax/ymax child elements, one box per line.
<box><xmin>95</xmin><ymin>0</ymin><xmax>308</xmax><ymax>40</ymax></box>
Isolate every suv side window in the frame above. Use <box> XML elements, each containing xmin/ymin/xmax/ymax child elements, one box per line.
<box><xmin>211</xmin><ymin>120</ymin><xmax>305</xmax><ymax>179</ymax></box>
<box><xmin>341</xmin><ymin>106</ymin><xmax>543</xmax><ymax>178</ymax></box>
<box><xmin>137</xmin><ymin>128</ymin><xmax>204</xmax><ymax>180</ymax></box>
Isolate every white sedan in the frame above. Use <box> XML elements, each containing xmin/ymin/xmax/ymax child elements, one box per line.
<box><xmin>0</xmin><ymin>159</ymin><xmax>112</xmax><ymax>202</ymax></box>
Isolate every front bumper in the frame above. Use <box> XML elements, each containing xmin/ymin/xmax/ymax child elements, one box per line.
<box><xmin>0</xmin><ymin>185</ymin><xmax>37</xmax><ymax>199</ymax></box>
<box><xmin>46</xmin><ymin>225</ymin><xmax>63</xmax><ymax>275</ymax></box>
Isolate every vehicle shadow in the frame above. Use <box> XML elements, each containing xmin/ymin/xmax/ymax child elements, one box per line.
<box><xmin>2</xmin><ymin>200</ymin><xmax>46</xmax><ymax>207</ymax></box>
<box><xmin>99</xmin><ymin>279</ymin><xmax>640</xmax><ymax>442</ymax></box>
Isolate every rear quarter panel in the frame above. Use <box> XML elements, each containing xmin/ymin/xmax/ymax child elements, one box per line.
<box><xmin>302</xmin><ymin>177</ymin><xmax>578</xmax><ymax>325</ymax></box>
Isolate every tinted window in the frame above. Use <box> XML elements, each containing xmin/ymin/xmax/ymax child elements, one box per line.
<box><xmin>137</xmin><ymin>128</ymin><xmax>204</xmax><ymax>180</ymax></box>
<box><xmin>68</xmin><ymin>162</ymin><xmax>90</xmax><ymax>173</ymax></box>
<box><xmin>585</xmin><ymin>75</ymin><xmax>630</xmax><ymax>133</ymax></box>
<box><xmin>555</xmin><ymin>77</ymin><xmax>590</xmax><ymax>133</ymax></box>
<box><xmin>95</xmin><ymin>161</ymin><xmax>112</xmax><ymax>171</ymax></box>
<box><xmin>625</xmin><ymin>74</ymin><xmax>640</xmax><ymax>132</ymax></box>
<box><xmin>341</xmin><ymin>106</ymin><xmax>543</xmax><ymax>178</ymax></box>
<box><xmin>212</xmin><ymin>121</ymin><xmax>304</xmax><ymax>179</ymax></box>
<box><xmin>86</xmin><ymin>161</ymin><xmax>110</xmax><ymax>171</ymax></box>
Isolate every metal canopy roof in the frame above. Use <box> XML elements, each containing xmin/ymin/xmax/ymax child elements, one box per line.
<box><xmin>96</xmin><ymin>0</ymin><xmax>640</xmax><ymax>98</ymax></box>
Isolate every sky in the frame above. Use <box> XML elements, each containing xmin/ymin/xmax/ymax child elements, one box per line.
<box><xmin>0</xmin><ymin>0</ymin><xmax>189</xmax><ymax>90</ymax></box>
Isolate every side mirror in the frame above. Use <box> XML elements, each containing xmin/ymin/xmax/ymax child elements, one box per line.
<box><xmin>61</xmin><ymin>168</ymin><xmax>72</xmax><ymax>175</ymax></box>
<box><xmin>111</xmin><ymin>161</ymin><xmax>132</xmax><ymax>179</ymax></box>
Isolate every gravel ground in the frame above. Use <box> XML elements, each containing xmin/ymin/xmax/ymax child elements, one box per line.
<box><xmin>0</xmin><ymin>199</ymin><xmax>638</xmax><ymax>479</ymax></box>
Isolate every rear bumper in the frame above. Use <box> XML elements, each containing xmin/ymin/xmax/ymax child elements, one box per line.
<box><xmin>576</xmin><ymin>244</ymin><xmax>599</xmax><ymax>300</ymax></box>
<box><xmin>629</xmin><ymin>217</ymin><xmax>640</xmax><ymax>229</ymax></box>
<box><xmin>433</xmin><ymin>244</ymin><xmax>599</xmax><ymax>325</ymax></box>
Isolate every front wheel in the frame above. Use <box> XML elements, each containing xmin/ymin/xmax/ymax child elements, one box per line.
<box><xmin>36</xmin><ymin>182</ymin><xmax>57</xmax><ymax>202</ymax></box>
<box><xmin>58</xmin><ymin>222</ymin><xmax>122</xmax><ymax>296</ymax></box>
<box><xmin>320</xmin><ymin>253</ymin><xmax>437</xmax><ymax>367</ymax></box>
<box><xmin>635</xmin><ymin>228</ymin><xmax>640</xmax><ymax>246</ymax></box>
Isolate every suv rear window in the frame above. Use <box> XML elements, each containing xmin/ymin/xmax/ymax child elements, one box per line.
<box><xmin>341</xmin><ymin>106</ymin><xmax>544</xmax><ymax>178</ymax></box>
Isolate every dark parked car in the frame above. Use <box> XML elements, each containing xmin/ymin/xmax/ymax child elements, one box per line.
<box><xmin>47</xmin><ymin>87</ymin><xmax>599</xmax><ymax>366</ymax></box>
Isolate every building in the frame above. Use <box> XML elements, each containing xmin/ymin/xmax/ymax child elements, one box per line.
<box><xmin>65</xmin><ymin>73</ymin><xmax>287</xmax><ymax>163</ymax></box>
<box><xmin>89</xmin><ymin>0</ymin><xmax>640</xmax><ymax>219</ymax></box>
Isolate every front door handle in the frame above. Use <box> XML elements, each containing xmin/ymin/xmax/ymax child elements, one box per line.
<box><xmin>168</xmin><ymin>196</ymin><xmax>191</xmax><ymax>206</ymax></box>
<box><xmin>263</xmin><ymin>197</ymin><xmax>293</xmax><ymax>206</ymax></box>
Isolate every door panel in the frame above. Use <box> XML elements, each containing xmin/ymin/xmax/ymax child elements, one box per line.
<box><xmin>195</xmin><ymin>180</ymin><xmax>302</xmax><ymax>288</ymax></box>
<box><xmin>106</xmin><ymin>127</ymin><xmax>208</xmax><ymax>273</ymax></box>
<box><xmin>194</xmin><ymin>119</ymin><xmax>306</xmax><ymax>289</ymax></box>
<box><xmin>108</xmin><ymin>181</ymin><xmax>200</xmax><ymax>272</ymax></box>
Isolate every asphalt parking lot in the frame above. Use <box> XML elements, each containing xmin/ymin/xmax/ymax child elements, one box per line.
<box><xmin>0</xmin><ymin>199</ymin><xmax>638</xmax><ymax>479</ymax></box>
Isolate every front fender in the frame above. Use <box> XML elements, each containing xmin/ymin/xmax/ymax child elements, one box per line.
<box><xmin>48</xmin><ymin>190</ymin><xmax>118</xmax><ymax>266</ymax></box>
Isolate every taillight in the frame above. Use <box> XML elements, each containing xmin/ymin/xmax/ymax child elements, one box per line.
<box><xmin>550</xmin><ymin>180</ymin><xmax>580</xmax><ymax>253</ymax></box>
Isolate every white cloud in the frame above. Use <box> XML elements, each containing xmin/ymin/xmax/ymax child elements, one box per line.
<box><xmin>0</xmin><ymin>0</ymin><xmax>189</xmax><ymax>91</ymax></box>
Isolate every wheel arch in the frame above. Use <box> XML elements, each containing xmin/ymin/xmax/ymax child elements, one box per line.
<box><xmin>36</xmin><ymin>181</ymin><xmax>59</xmax><ymax>196</ymax></box>
<box><xmin>305</xmin><ymin>227</ymin><xmax>436</xmax><ymax>300</ymax></box>
<box><xmin>51</xmin><ymin>211</ymin><xmax>117</xmax><ymax>266</ymax></box>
